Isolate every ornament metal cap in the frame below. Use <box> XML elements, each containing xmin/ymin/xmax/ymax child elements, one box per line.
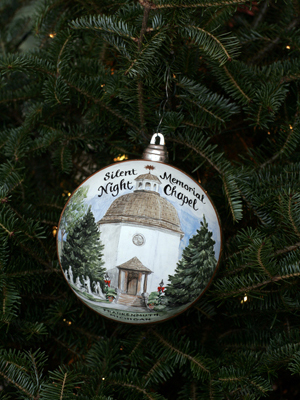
<box><xmin>142</xmin><ymin>133</ymin><xmax>169</xmax><ymax>163</ymax></box>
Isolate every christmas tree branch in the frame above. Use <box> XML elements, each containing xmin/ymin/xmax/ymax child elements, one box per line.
<box><xmin>0</xmin><ymin>220</ymin><xmax>14</xmax><ymax>237</ymax></box>
<box><xmin>18</xmin><ymin>242</ymin><xmax>55</xmax><ymax>269</ymax></box>
<box><xmin>137</xmin><ymin>80</ymin><xmax>145</xmax><ymax>130</ymax></box>
<box><xmin>152</xmin><ymin>331</ymin><xmax>210</xmax><ymax>374</ymax></box>
<box><xmin>218</xmin><ymin>272</ymin><xmax>300</xmax><ymax>298</ymax></box>
<box><xmin>64</xmin><ymin>79</ymin><xmax>140</xmax><ymax>131</ymax></box>
<box><xmin>222</xmin><ymin>240</ymin><xmax>300</xmax><ymax>278</ymax></box>
<box><xmin>176</xmin><ymin>95</ymin><xmax>225</xmax><ymax>123</ymax></box>
<box><xmin>138</xmin><ymin>5</ymin><xmax>151</xmax><ymax>51</ymax></box>
<box><xmin>222</xmin><ymin>176</ymin><xmax>237</xmax><ymax>222</ymax></box>
<box><xmin>257</xmin><ymin>243</ymin><xmax>273</xmax><ymax>278</ymax></box>
<box><xmin>70</xmin><ymin>325</ymin><xmax>102</xmax><ymax>341</ymax></box>
<box><xmin>29</xmin><ymin>352</ymin><xmax>40</xmax><ymax>389</ymax></box>
<box><xmin>129</xmin><ymin>332</ymin><xmax>147</xmax><ymax>357</ymax></box>
<box><xmin>259</xmin><ymin>126</ymin><xmax>296</xmax><ymax>168</ymax></box>
<box><xmin>60</xmin><ymin>372</ymin><xmax>68</xmax><ymax>400</ymax></box>
<box><xmin>144</xmin><ymin>0</ymin><xmax>248</xmax><ymax>9</ymax></box>
<box><xmin>188</xmin><ymin>25</ymin><xmax>232</xmax><ymax>61</ymax></box>
<box><xmin>56</xmin><ymin>35</ymin><xmax>71</xmax><ymax>76</ymax></box>
<box><xmin>288</xmin><ymin>196</ymin><xmax>300</xmax><ymax>239</ymax></box>
<box><xmin>252</xmin><ymin>0</ymin><xmax>270</xmax><ymax>29</ymax></box>
<box><xmin>222</xmin><ymin>64</ymin><xmax>251</xmax><ymax>103</ymax></box>
<box><xmin>281</xmin><ymin>73</ymin><xmax>300</xmax><ymax>83</ymax></box>
<box><xmin>110</xmin><ymin>381</ymin><xmax>164</xmax><ymax>400</ymax></box>
<box><xmin>0</xmin><ymin>60</ymin><xmax>56</xmax><ymax>77</ymax></box>
<box><xmin>194</xmin><ymin>305</ymin><xmax>214</xmax><ymax>320</ymax></box>
<box><xmin>255</xmin><ymin>105</ymin><xmax>262</xmax><ymax>127</ymax></box>
<box><xmin>250</xmin><ymin>18</ymin><xmax>300</xmax><ymax>64</ymax></box>
<box><xmin>21</xmin><ymin>293</ymin><xmax>66</xmax><ymax>300</ymax></box>
<box><xmin>190</xmin><ymin>381</ymin><xmax>197</xmax><ymax>400</ymax></box>
<box><xmin>35</xmin><ymin>0</ymin><xmax>66</xmax><ymax>33</ymax></box>
<box><xmin>137</xmin><ymin>4</ymin><xmax>150</xmax><ymax>130</ymax></box>
<box><xmin>71</xmin><ymin>20</ymin><xmax>138</xmax><ymax>43</ymax></box>
<box><xmin>7</xmin><ymin>269</ymin><xmax>56</xmax><ymax>277</ymax></box>
<box><xmin>170</xmin><ymin>136</ymin><xmax>222</xmax><ymax>175</ymax></box>
<box><xmin>53</xmin><ymin>337</ymin><xmax>81</xmax><ymax>357</ymax></box>
<box><xmin>143</xmin><ymin>357</ymin><xmax>165</xmax><ymax>383</ymax></box>
<box><xmin>183</xmin><ymin>120</ymin><xmax>206</xmax><ymax>129</ymax></box>
<box><xmin>0</xmin><ymin>95</ymin><xmax>36</xmax><ymax>104</ymax></box>
<box><xmin>275</xmin><ymin>242</ymin><xmax>300</xmax><ymax>255</ymax></box>
<box><xmin>37</xmin><ymin>202</ymin><xmax>63</xmax><ymax>210</ymax></box>
<box><xmin>0</xmin><ymin>370</ymin><xmax>33</xmax><ymax>399</ymax></box>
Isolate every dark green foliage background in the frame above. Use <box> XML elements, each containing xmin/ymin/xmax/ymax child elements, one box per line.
<box><xmin>1</xmin><ymin>0</ymin><xmax>300</xmax><ymax>399</ymax></box>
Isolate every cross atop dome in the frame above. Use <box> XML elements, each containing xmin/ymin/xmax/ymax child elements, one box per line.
<box><xmin>145</xmin><ymin>165</ymin><xmax>155</xmax><ymax>173</ymax></box>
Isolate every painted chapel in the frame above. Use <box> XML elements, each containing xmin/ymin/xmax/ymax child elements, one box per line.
<box><xmin>97</xmin><ymin>169</ymin><xmax>184</xmax><ymax>299</ymax></box>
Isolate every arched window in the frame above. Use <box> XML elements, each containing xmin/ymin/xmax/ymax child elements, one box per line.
<box><xmin>153</xmin><ymin>184</ymin><xmax>157</xmax><ymax>191</ymax></box>
<box><xmin>138</xmin><ymin>182</ymin><xmax>143</xmax><ymax>188</ymax></box>
<box><xmin>145</xmin><ymin>182</ymin><xmax>151</xmax><ymax>190</ymax></box>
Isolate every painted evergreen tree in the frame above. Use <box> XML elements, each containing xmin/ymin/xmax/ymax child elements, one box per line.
<box><xmin>59</xmin><ymin>186</ymin><xmax>89</xmax><ymax>253</ymax></box>
<box><xmin>165</xmin><ymin>216</ymin><xmax>217</xmax><ymax>306</ymax></box>
<box><xmin>61</xmin><ymin>206</ymin><xmax>105</xmax><ymax>285</ymax></box>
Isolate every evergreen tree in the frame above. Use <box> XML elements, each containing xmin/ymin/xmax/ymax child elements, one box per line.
<box><xmin>165</xmin><ymin>216</ymin><xmax>217</xmax><ymax>306</ymax></box>
<box><xmin>1</xmin><ymin>1</ymin><xmax>300</xmax><ymax>399</ymax></box>
<box><xmin>61</xmin><ymin>206</ymin><xmax>105</xmax><ymax>285</ymax></box>
<box><xmin>59</xmin><ymin>185</ymin><xmax>89</xmax><ymax>252</ymax></box>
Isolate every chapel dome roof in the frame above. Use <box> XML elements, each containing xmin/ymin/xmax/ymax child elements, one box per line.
<box><xmin>134</xmin><ymin>173</ymin><xmax>161</xmax><ymax>184</ymax></box>
<box><xmin>98</xmin><ymin>190</ymin><xmax>183</xmax><ymax>235</ymax></box>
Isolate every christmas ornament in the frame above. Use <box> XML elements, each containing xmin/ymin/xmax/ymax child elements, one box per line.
<box><xmin>57</xmin><ymin>134</ymin><xmax>222</xmax><ymax>324</ymax></box>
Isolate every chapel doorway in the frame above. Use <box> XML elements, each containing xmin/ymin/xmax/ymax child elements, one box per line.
<box><xmin>127</xmin><ymin>272</ymin><xmax>138</xmax><ymax>295</ymax></box>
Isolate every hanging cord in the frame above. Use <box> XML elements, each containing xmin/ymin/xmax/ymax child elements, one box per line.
<box><xmin>156</xmin><ymin>54</ymin><xmax>175</xmax><ymax>137</ymax></box>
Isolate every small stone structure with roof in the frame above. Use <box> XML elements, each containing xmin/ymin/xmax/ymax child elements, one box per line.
<box><xmin>117</xmin><ymin>257</ymin><xmax>152</xmax><ymax>295</ymax></box>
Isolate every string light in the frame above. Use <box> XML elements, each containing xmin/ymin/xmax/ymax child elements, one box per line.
<box><xmin>68</xmin><ymin>192</ymin><xmax>71</xmax><ymax>197</ymax></box>
<box><xmin>241</xmin><ymin>294</ymin><xmax>248</xmax><ymax>304</ymax></box>
<box><xmin>52</xmin><ymin>226</ymin><xmax>57</xmax><ymax>237</ymax></box>
<box><xmin>286</xmin><ymin>45</ymin><xmax>291</xmax><ymax>49</ymax></box>
<box><xmin>289</xmin><ymin>125</ymin><xmax>293</xmax><ymax>130</ymax></box>
<box><xmin>267</xmin><ymin>132</ymin><xmax>271</xmax><ymax>135</ymax></box>
<box><xmin>114</xmin><ymin>154</ymin><xmax>128</xmax><ymax>162</ymax></box>
<box><xmin>49</xmin><ymin>33</ymin><xmax>56</xmax><ymax>38</ymax></box>
<box><xmin>102</xmin><ymin>377</ymin><xmax>105</xmax><ymax>381</ymax></box>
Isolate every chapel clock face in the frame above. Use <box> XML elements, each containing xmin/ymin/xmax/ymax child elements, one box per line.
<box><xmin>132</xmin><ymin>234</ymin><xmax>145</xmax><ymax>246</ymax></box>
<box><xmin>57</xmin><ymin>160</ymin><xmax>222</xmax><ymax>324</ymax></box>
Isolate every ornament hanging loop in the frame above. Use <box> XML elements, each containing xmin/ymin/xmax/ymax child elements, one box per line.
<box><xmin>142</xmin><ymin>133</ymin><xmax>169</xmax><ymax>163</ymax></box>
<box><xmin>151</xmin><ymin>133</ymin><xmax>165</xmax><ymax>145</ymax></box>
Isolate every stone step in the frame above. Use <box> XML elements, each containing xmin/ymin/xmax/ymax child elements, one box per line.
<box><xmin>131</xmin><ymin>297</ymin><xmax>145</xmax><ymax>307</ymax></box>
<box><xmin>117</xmin><ymin>294</ymin><xmax>145</xmax><ymax>307</ymax></box>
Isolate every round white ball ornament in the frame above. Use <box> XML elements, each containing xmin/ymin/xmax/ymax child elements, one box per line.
<box><xmin>57</xmin><ymin>134</ymin><xmax>222</xmax><ymax>324</ymax></box>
